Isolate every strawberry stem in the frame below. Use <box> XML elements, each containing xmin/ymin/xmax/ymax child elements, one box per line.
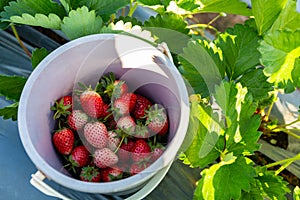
<box><xmin>114</xmin><ymin>134</ymin><xmax>125</xmax><ymax>153</ymax></box>
<box><xmin>11</xmin><ymin>24</ymin><xmax>32</xmax><ymax>58</ymax></box>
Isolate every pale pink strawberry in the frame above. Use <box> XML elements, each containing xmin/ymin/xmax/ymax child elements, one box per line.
<box><xmin>107</xmin><ymin>131</ymin><xmax>121</xmax><ymax>151</ymax></box>
<box><xmin>150</xmin><ymin>147</ymin><xmax>164</xmax><ymax>163</ymax></box>
<box><xmin>80</xmin><ymin>89</ymin><xmax>103</xmax><ymax>118</ymax></box>
<box><xmin>67</xmin><ymin>110</ymin><xmax>88</xmax><ymax>130</ymax></box>
<box><xmin>84</xmin><ymin>122</ymin><xmax>108</xmax><ymax>149</ymax></box>
<box><xmin>93</xmin><ymin>148</ymin><xmax>118</xmax><ymax>168</ymax></box>
<box><xmin>117</xmin><ymin>116</ymin><xmax>136</xmax><ymax>134</ymax></box>
<box><xmin>112</xmin><ymin>93</ymin><xmax>137</xmax><ymax>116</ymax></box>
<box><xmin>146</xmin><ymin>104</ymin><xmax>169</xmax><ymax>136</ymax></box>
<box><xmin>129</xmin><ymin>163</ymin><xmax>150</xmax><ymax>175</ymax></box>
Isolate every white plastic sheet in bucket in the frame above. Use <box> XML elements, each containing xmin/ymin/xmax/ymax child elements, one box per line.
<box><xmin>18</xmin><ymin>34</ymin><xmax>190</xmax><ymax>198</ymax></box>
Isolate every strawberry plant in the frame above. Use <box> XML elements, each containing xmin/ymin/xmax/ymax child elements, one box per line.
<box><xmin>0</xmin><ymin>0</ymin><xmax>300</xmax><ymax>199</ymax></box>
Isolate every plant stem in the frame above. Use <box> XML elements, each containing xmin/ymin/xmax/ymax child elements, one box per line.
<box><xmin>128</xmin><ymin>1</ymin><xmax>138</xmax><ymax>17</ymax></box>
<box><xmin>274</xmin><ymin>119</ymin><xmax>300</xmax><ymax>129</ymax></box>
<box><xmin>276</xmin><ymin>128</ymin><xmax>300</xmax><ymax>140</ymax></box>
<box><xmin>187</xmin><ymin>23</ymin><xmax>219</xmax><ymax>34</ymax></box>
<box><xmin>207</xmin><ymin>13</ymin><xmax>223</xmax><ymax>26</ymax></box>
<box><xmin>11</xmin><ymin>24</ymin><xmax>32</xmax><ymax>58</ymax></box>
<box><xmin>265</xmin><ymin>153</ymin><xmax>300</xmax><ymax>169</ymax></box>
<box><xmin>264</xmin><ymin>91</ymin><xmax>278</xmax><ymax>122</ymax></box>
<box><xmin>114</xmin><ymin>134</ymin><xmax>125</xmax><ymax>153</ymax></box>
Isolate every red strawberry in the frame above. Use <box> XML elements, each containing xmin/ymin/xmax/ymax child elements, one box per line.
<box><xmin>112</xmin><ymin>93</ymin><xmax>137</xmax><ymax>116</ymax></box>
<box><xmin>93</xmin><ymin>148</ymin><xmax>118</xmax><ymax>168</ymax></box>
<box><xmin>52</xmin><ymin>128</ymin><xmax>74</xmax><ymax>155</ymax></box>
<box><xmin>132</xmin><ymin>94</ymin><xmax>152</xmax><ymax>120</ymax></box>
<box><xmin>67</xmin><ymin>110</ymin><xmax>88</xmax><ymax>130</ymax></box>
<box><xmin>117</xmin><ymin>116</ymin><xmax>136</xmax><ymax>134</ymax></box>
<box><xmin>131</xmin><ymin>139</ymin><xmax>151</xmax><ymax>162</ymax></box>
<box><xmin>80</xmin><ymin>166</ymin><xmax>101</xmax><ymax>182</ymax></box>
<box><xmin>80</xmin><ymin>89</ymin><xmax>103</xmax><ymax>118</ymax></box>
<box><xmin>117</xmin><ymin>140</ymin><xmax>135</xmax><ymax>163</ymax></box>
<box><xmin>69</xmin><ymin>145</ymin><xmax>90</xmax><ymax>168</ymax></box>
<box><xmin>51</xmin><ymin>95</ymin><xmax>72</xmax><ymax>119</ymax></box>
<box><xmin>129</xmin><ymin>163</ymin><xmax>150</xmax><ymax>175</ymax></box>
<box><xmin>107</xmin><ymin>131</ymin><xmax>121</xmax><ymax>151</ymax></box>
<box><xmin>101</xmin><ymin>166</ymin><xmax>123</xmax><ymax>182</ymax></box>
<box><xmin>84</xmin><ymin>122</ymin><xmax>108</xmax><ymax>149</ymax></box>
<box><xmin>146</xmin><ymin>104</ymin><xmax>169</xmax><ymax>136</ymax></box>
<box><xmin>99</xmin><ymin>103</ymin><xmax>112</xmax><ymax>120</ymax></box>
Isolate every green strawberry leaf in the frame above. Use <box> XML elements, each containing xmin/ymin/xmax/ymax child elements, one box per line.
<box><xmin>294</xmin><ymin>186</ymin><xmax>300</xmax><ymax>200</ymax></box>
<box><xmin>196</xmin><ymin>0</ymin><xmax>252</xmax><ymax>16</ymax></box>
<box><xmin>240</xmin><ymin>180</ymin><xmax>264</xmax><ymax>200</ymax></box>
<box><xmin>194</xmin><ymin>156</ymin><xmax>256</xmax><ymax>200</ymax></box>
<box><xmin>259</xmin><ymin>30</ymin><xmax>300</xmax><ymax>90</ymax></box>
<box><xmin>115</xmin><ymin>16</ymin><xmax>142</xmax><ymax>26</ymax></box>
<box><xmin>251</xmin><ymin>0</ymin><xmax>287</xmax><ymax>35</ymax></box>
<box><xmin>0</xmin><ymin>75</ymin><xmax>27</xmax><ymax>101</ymax></box>
<box><xmin>137</xmin><ymin>0</ymin><xmax>168</xmax><ymax>6</ymax></box>
<box><xmin>0</xmin><ymin>0</ymin><xmax>12</xmax><ymax>12</ymax></box>
<box><xmin>144</xmin><ymin>13</ymin><xmax>190</xmax><ymax>53</ymax></box>
<box><xmin>10</xmin><ymin>13</ymin><xmax>62</xmax><ymax>29</ymax></box>
<box><xmin>270</xmin><ymin>0</ymin><xmax>300</xmax><ymax>32</ymax></box>
<box><xmin>0</xmin><ymin>102</ymin><xmax>18</xmax><ymax>121</ymax></box>
<box><xmin>31</xmin><ymin>48</ymin><xmax>50</xmax><ymax>69</ymax></box>
<box><xmin>238</xmin><ymin>68</ymin><xmax>274</xmax><ymax>101</ymax></box>
<box><xmin>178</xmin><ymin>40</ymin><xmax>224</xmax><ymax>97</ymax></box>
<box><xmin>144</xmin><ymin>12</ymin><xmax>189</xmax><ymax>34</ymax></box>
<box><xmin>76</xmin><ymin>0</ymin><xmax>130</xmax><ymax>22</ymax></box>
<box><xmin>182</xmin><ymin>99</ymin><xmax>225</xmax><ymax>168</ymax></box>
<box><xmin>215</xmin><ymin>24</ymin><xmax>261</xmax><ymax>80</ymax></box>
<box><xmin>0</xmin><ymin>0</ymin><xmax>66</xmax><ymax>20</ymax></box>
<box><xmin>255</xmin><ymin>167</ymin><xmax>290</xmax><ymax>200</ymax></box>
<box><xmin>214</xmin><ymin>81</ymin><xmax>261</xmax><ymax>155</ymax></box>
<box><xmin>61</xmin><ymin>6</ymin><xmax>103</xmax><ymax>40</ymax></box>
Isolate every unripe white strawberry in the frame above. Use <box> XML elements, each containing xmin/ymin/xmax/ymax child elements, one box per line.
<box><xmin>93</xmin><ymin>148</ymin><xmax>118</xmax><ymax>168</ymax></box>
<box><xmin>84</xmin><ymin>122</ymin><xmax>108</xmax><ymax>149</ymax></box>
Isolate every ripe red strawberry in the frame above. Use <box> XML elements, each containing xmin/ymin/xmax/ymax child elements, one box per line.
<box><xmin>146</xmin><ymin>104</ymin><xmax>169</xmax><ymax>136</ymax></box>
<box><xmin>132</xmin><ymin>94</ymin><xmax>152</xmax><ymax>120</ymax></box>
<box><xmin>51</xmin><ymin>95</ymin><xmax>72</xmax><ymax>119</ymax></box>
<box><xmin>131</xmin><ymin>139</ymin><xmax>151</xmax><ymax>162</ymax></box>
<box><xmin>113</xmin><ymin>93</ymin><xmax>137</xmax><ymax>116</ymax></box>
<box><xmin>117</xmin><ymin>116</ymin><xmax>136</xmax><ymax>134</ymax></box>
<box><xmin>69</xmin><ymin>145</ymin><xmax>90</xmax><ymax>167</ymax></box>
<box><xmin>84</xmin><ymin>122</ymin><xmax>108</xmax><ymax>149</ymax></box>
<box><xmin>80</xmin><ymin>166</ymin><xmax>101</xmax><ymax>182</ymax></box>
<box><xmin>93</xmin><ymin>148</ymin><xmax>118</xmax><ymax>168</ymax></box>
<box><xmin>67</xmin><ymin>110</ymin><xmax>88</xmax><ymax>130</ymax></box>
<box><xmin>117</xmin><ymin>140</ymin><xmax>135</xmax><ymax>163</ymax></box>
<box><xmin>99</xmin><ymin>103</ymin><xmax>112</xmax><ymax>120</ymax></box>
<box><xmin>101</xmin><ymin>166</ymin><xmax>123</xmax><ymax>182</ymax></box>
<box><xmin>129</xmin><ymin>163</ymin><xmax>150</xmax><ymax>175</ymax></box>
<box><xmin>52</xmin><ymin>128</ymin><xmax>74</xmax><ymax>155</ymax></box>
<box><xmin>107</xmin><ymin>131</ymin><xmax>121</xmax><ymax>151</ymax></box>
<box><xmin>80</xmin><ymin>89</ymin><xmax>103</xmax><ymax>118</ymax></box>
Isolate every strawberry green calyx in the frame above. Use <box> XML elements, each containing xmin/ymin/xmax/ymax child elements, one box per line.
<box><xmin>145</xmin><ymin>104</ymin><xmax>169</xmax><ymax>136</ymax></box>
<box><xmin>51</xmin><ymin>96</ymin><xmax>72</xmax><ymax>119</ymax></box>
<box><xmin>80</xmin><ymin>166</ymin><xmax>101</xmax><ymax>182</ymax></box>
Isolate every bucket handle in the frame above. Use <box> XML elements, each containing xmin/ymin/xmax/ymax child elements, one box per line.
<box><xmin>30</xmin><ymin>171</ymin><xmax>72</xmax><ymax>200</ymax></box>
<box><xmin>30</xmin><ymin>161</ymin><xmax>172</xmax><ymax>200</ymax></box>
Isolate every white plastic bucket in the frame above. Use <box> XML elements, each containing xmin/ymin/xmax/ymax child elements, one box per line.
<box><xmin>18</xmin><ymin>34</ymin><xmax>190</xmax><ymax>197</ymax></box>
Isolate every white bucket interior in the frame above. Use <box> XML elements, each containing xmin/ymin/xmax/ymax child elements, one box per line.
<box><xmin>18</xmin><ymin>34</ymin><xmax>189</xmax><ymax>194</ymax></box>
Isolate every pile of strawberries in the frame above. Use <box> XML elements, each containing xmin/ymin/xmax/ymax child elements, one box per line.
<box><xmin>50</xmin><ymin>72</ymin><xmax>169</xmax><ymax>182</ymax></box>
